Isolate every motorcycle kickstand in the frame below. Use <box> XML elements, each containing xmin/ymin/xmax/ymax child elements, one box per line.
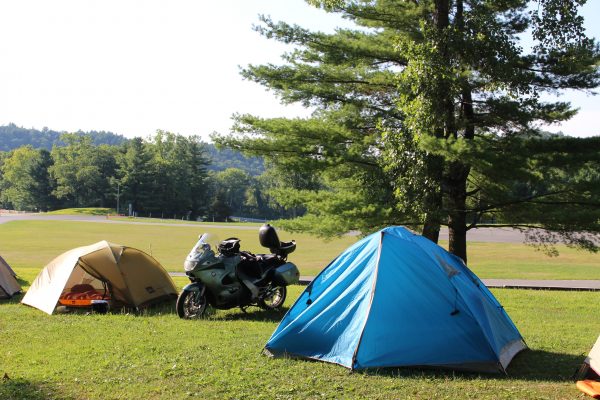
<box><xmin>240</xmin><ymin>305</ymin><xmax>249</xmax><ymax>313</ymax></box>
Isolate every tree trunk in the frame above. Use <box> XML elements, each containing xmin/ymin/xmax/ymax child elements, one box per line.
<box><xmin>438</xmin><ymin>0</ymin><xmax>472</xmax><ymax>262</ymax></box>
<box><xmin>446</xmin><ymin>161</ymin><xmax>470</xmax><ymax>263</ymax></box>
<box><xmin>434</xmin><ymin>0</ymin><xmax>449</xmax><ymax>30</ymax></box>
<box><xmin>421</xmin><ymin>153</ymin><xmax>444</xmax><ymax>243</ymax></box>
<box><xmin>448</xmin><ymin>212</ymin><xmax>467</xmax><ymax>262</ymax></box>
<box><xmin>422</xmin><ymin>217</ymin><xmax>440</xmax><ymax>243</ymax></box>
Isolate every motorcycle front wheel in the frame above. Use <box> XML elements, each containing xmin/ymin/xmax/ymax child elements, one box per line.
<box><xmin>259</xmin><ymin>286</ymin><xmax>286</xmax><ymax>310</ymax></box>
<box><xmin>176</xmin><ymin>290</ymin><xmax>208</xmax><ymax>319</ymax></box>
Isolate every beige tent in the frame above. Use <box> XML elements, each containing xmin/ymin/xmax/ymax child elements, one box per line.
<box><xmin>0</xmin><ymin>255</ymin><xmax>21</xmax><ymax>299</ymax></box>
<box><xmin>22</xmin><ymin>241</ymin><xmax>178</xmax><ymax>314</ymax></box>
<box><xmin>576</xmin><ymin>335</ymin><xmax>600</xmax><ymax>397</ymax></box>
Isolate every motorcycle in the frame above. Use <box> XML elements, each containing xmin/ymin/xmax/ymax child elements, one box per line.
<box><xmin>176</xmin><ymin>224</ymin><xmax>300</xmax><ymax>318</ymax></box>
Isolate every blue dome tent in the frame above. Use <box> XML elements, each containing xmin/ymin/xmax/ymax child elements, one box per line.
<box><xmin>265</xmin><ymin>226</ymin><xmax>526</xmax><ymax>373</ymax></box>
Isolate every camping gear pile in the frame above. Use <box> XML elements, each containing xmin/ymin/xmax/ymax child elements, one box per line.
<box><xmin>21</xmin><ymin>240</ymin><xmax>177</xmax><ymax>314</ymax></box>
<box><xmin>577</xmin><ymin>335</ymin><xmax>600</xmax><ymax>398</ymax></box>
<box><xmin>265</xmin><ymin>226</ymin><xmax>526</xmax><ymax>373</ymax></box>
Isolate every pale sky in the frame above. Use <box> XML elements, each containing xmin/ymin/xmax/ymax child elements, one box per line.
<box><xmin>0</xmin><ymin>0</ymin><xmax>598</xmax><ymax>140</ymax></box>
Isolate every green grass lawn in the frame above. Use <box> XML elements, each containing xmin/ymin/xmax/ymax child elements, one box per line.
<box><xmin>0</xmin><ymin>220</ymin><xmax>598</xmax><ymax>284</ymax></box>
<box><xmin>448</xmin><ymin>241</ymin><xmax>600</xmax><ymax>280</ymax></box>
<box><xmin>1</xmin><ymin>287</ymin><xmax>599</xmax><ymax>399</ymax></box>
<box><xmin>0</xmin><ymin>220</ymin><xmax>357</xmax><ymax>284</ymax></box>
<box><xmin>1</xmin><ymin>220</ymin><xmax>600</xmax><ymax>399</ymax></box>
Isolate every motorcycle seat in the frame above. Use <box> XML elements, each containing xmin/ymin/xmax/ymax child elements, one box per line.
<box><xmin>258</xmin><ymin>254</ymin><xmax>280</xmax><ymax>270</ymax></box>
<box><xmin>277</xmin><ymin>240</ymin><xmax>296</xmax><ymax>256</ymax></box>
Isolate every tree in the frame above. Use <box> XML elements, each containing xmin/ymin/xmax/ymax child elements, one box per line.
<box><xmin>0</xmin><ymin>146</ymin><xmax>55</xmax><ymax>211</ymax></box>
<box><xmin>206</xmin><ymin>144</ymin><xmax>265</xmax><ymax>176</ymax></box>
<box><xmin>49</xmin><ymin>134</ymin><xmax>117</xmax><ymax>208</ymax></box>
<box><xmin>115</xmin><ymin>137</ymin><xmax>155</xmax><ymax>214</ymax></box>
<box><xmin>214</xmin><ymin>0</ymin><xmax>600</xmax><ymax>261</ymax></box>
<box><xmin>255</xmin><ymin>162</ymin><xmax>321</xmax><ymax>219</ymax></box>
<box><xmin>144</xmin><ymin>131</ymin><xmax>211</xmax><ymax>219</ymax></box>
<box><xmin>389</xmin><ymin>0</ymin><xmax>600</xmax><ymax>260</ymax></box>
<box><xmin>213</xmin><ymin>168</ymin><xmax>253</xmax><ymax>217</ymax></box>
<box><xmin>209</xmin><ymin>188</ymin><xmax>232</xmax><ymax>222</ymax></box>
<box><xmin>0</xmin><ymin>152</ymin><xmax>7</xmax><ymax>208</ymax></box>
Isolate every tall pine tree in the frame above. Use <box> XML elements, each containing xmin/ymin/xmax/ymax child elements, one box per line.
<box><xmin>215</xmin><ymin>0</ymin><xmax>600</xmax><ymax>261</ymax></box>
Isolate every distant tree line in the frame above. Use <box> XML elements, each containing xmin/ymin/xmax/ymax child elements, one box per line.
<box><xmin>206</xmin><ymin>145</ymin><xmax>265</xmax><ymax>176</ymax></box>
<box><xmin>0</xmin><ymin>123</ymin><xmax>264</xmax><ymax>176</ymax></box>
<box><xmin>0</xmin><ymin>127</ymin><xmax>295</xmax><ymax>221</ymax></box>
<box><xmin>0</xmin><ymin>123</ymin><xmax>127</xmax><ymax>151</ymax></box>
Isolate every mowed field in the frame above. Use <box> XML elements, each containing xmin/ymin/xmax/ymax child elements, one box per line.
<box><xmin>1</xmin><ymin>285</ymin><xmax>600</xmax><ymax>399</ymax></box>
<box><xmin>0</xmin><ymin>220</ymin><xmax>356</xmax><ymax>284</ymax></box>
<box><xmin>1</xmin><ymin>219</ymin><xmax>600</xmax><ymax>399</ymax></box>
<box><xmin>0</xmin><ymin>220</ymin><xmax>599</xmax><ymax>282</ymax></box>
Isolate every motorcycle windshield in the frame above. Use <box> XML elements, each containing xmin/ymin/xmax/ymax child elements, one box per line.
<box><xmin>184</xmin><ymin>233</ymin><xmax>219</xmax><ymax>271</ymax></box>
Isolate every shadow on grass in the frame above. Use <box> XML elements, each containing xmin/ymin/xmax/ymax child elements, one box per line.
<box><xmin>100</xmin><ymin>300</ymin><xmax>179</xmax><ymax>317</ymax></box>
<box><xmin>125</xmin><ymin>302</ymin><xmax>288</xmax><ymax>322</ymax></box>
<box><xmin>15</xmin><ymin>276</ymin><xmax>29</xmax><ymax>287</ymax></box>
<box><xmin>1</xmin><ymin>292</ymin><xmax>25</xmax><ymax>305</ymax></box>
<box><xmin>213</xmin><ymin>306</ymin><xmax>289</xmax><ymax>322</ymax></box>
<box><xmin>49</xmin><ymin>299</ymin><xmax>179</xmax><ymax>317</ymax></box>
<box><xmin>507</xmin><ymin>348</ymin><xmax>584</xmax><ymax>381</ymax></box>
<box><xmin>356</xmin><ymin>349</ymin><xmax>584</xmax><ymax>383</ymax></box>
<box><xmin>0</xmin><ymin>378</ymin><xmax>72</xmax><ymax>400</ymax></box>
<box><xmin>133</xmin><ymin>299</ymin><xmax>178</xmax><ymax>317</ymax></box>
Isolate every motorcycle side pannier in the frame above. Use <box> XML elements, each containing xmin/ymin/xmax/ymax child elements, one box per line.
<box><xmin>273</xmin><ymin>262</ymin><xmax>300</xmax><ymax>286</ymax></box>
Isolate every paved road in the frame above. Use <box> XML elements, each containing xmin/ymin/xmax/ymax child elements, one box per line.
<box><xmin>0</xmin><ymin>213</ymin><xmax>535</xmax><ymax>242</ymax></box>
<box><xmin>482</xmin><ymin>279</ymin><xmax>600</xmax><ymax>291</ymax></box>
<box><xmin>0</xmin><ymin>213</ymin><xmax>108</xmax><ymax>224</ymax></box>
<box><xmin>168</xmin><ymin>273</ymin><xmax>600</xmax><ymax>291</ymax></box>
<box><xmin>0</xmin><ymin>213</ymin><xmax>260</xmax><ymax>230</ymax></box>
<box><xmin>439</xmin><ymin>227</ymin><xmax>528</xmax><ymax>243</ymax></box>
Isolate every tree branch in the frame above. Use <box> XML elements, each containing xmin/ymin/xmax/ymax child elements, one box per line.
<box><xmin>467</xmin><ymin>190</ymin><xmax>571</xmax><ymax>213</ymax></box>
<box><xmin>471</xmin><ymin>223</ymin><xmax>541</xmax><ymax>229</ymax></box>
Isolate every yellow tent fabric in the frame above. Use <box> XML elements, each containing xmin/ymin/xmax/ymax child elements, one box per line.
<box><xmin>22</xmin><ymin>241</ymin><xmax>177</xmax><ymax>314</ymax></box>
<box><xmin>0</xmin><ymin>255</ymin><xmax>21</xmax><ymax>299</ymax></box>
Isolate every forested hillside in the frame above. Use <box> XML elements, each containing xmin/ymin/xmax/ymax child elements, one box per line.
<box><xmin>206</xmin><ymin>145</ymin><xmax>264</xmax><ymax>175</ymax></box>
<box><xmin>0</xmin><ymin>123</ymin><xmax>264</xmax><ymax>176</ymax></box>
<box><xmin>0</xmin><ymin>123</ymin><xmax>127</xmax><ymax>151</ymax></box>
<box><xmin>0</xmin><ymin>127</ymin><xmax>289</xmax><ymax>221</ymax></box>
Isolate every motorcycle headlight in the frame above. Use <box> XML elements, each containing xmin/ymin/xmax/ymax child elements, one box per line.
<box><xmin>184</xmin><ymin>260</ymin><xmax>198</xmax><ymax>272</ymax></box>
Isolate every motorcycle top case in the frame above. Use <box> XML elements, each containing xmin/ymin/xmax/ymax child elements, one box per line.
<box><xmin>273</xmin><ymin>262</ymin><xmax>300</xmax><ymax>286</ymax></box>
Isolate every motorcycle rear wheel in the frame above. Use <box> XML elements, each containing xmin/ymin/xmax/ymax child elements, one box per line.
<box><xmin>259</xmin><ymin>286</ymin><xmax>286</xmax><ymax>310</ymax></box>
<box><xmin>176</xmin><ymin>290</ymin><xmax>208</xmax><ymax>319</ymax></box>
